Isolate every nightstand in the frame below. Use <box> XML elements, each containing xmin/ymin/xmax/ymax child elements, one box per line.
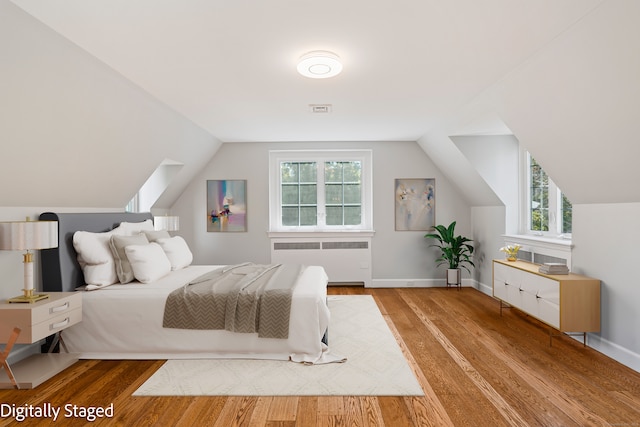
<box><xmin>0</xmin><ymin>292</ymin><xmax>82</xmax><ymax>389</ymax></box>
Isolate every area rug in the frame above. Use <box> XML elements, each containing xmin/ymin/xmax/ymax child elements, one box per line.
<box><xmin>133</xmin><ymin>295</ymin><xmax>424</xmax><ymax>396</ymax></box>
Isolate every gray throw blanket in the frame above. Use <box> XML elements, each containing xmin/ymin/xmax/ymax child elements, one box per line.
<box><xmin>163</xmin><ymin>263</ymin><xmax>303</xmax><ymax>339</ymax></box>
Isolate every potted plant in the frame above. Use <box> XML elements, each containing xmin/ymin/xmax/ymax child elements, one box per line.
<box><xmin>424</xmin><ymin>221</ymin><xmax>475</xmax><ymax>288</ymax></box>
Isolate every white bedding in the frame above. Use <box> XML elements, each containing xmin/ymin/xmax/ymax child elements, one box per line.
<box><xmin>63</xmin><ymin>265</ymin><xmax>339</xmax><ymax>364</ymax></box>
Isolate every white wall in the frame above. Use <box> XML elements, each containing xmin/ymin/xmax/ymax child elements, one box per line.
<box><xmin>138</xmin><ymin>161</ymin><xmax>184</xmax><ymax>213</ymax></box>
<box><xmin>571</xmin><ymin>203</ymin><xmax>640</xmax><ymax>371</ymax></box>
<box><xmin>452</xmin><ymin>135</ymin><xmax>519</xmax><ymax>234</ymax></box>
<box><xmin>417</xmin><ymin>130</ymin><xmax>502</xmax><ymax>207</ymax></box>
<box><xmin>171</xmin><ymin>140</ymin><xmax>472</xmax><ymax>284</ymax></box>
<box><xmin>470</xmin><ymin>205</ymin><xmax>507</xmax><ymax>294</ymax></box>
<box><xmin>0</xmin><ymin>1</ymin><xmax>220</xmax><ymax>209</ymax></box>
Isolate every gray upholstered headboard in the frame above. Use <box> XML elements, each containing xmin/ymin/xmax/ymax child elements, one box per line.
<box><xmin>39</xmin><ymin>212</ymin><xmax>153</xmax><ymax>292</ymax></box>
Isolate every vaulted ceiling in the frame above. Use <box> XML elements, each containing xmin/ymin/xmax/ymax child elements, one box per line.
<box><xmin>10</xmin><ymin>0</ymin><xmax>602</xmax><ymax>142</ymax></box>
<box><xmin>4</xmin><ymin>0</ymin><xmax>640</xmax><ymax>208</ymax></box>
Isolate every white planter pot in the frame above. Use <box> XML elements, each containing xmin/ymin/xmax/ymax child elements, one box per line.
<box><xmin>446</xmin><ymin>268</ymin><xmax>461</xmax><ymax>287</ymax></box>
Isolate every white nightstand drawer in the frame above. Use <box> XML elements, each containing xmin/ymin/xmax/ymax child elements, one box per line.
<box><xmin>31</xmin><ymin>294</ymin><xmax>80</xmax><ymax>323</ymax></box>
<box><xmin>28</xmin><ymin>308</ymin><xmax>82</xmax><ymax>343</ymax></box>
<box><xmin>0</xmin><ymin>292</ymin><xmax>82</xmax><ymax>344</ymax></box>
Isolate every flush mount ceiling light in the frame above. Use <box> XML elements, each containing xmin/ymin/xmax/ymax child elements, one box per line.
<box><xmin>297</xmin><ymin>50</ymin><xmax>343</xmax><ymax>79</ymax></box>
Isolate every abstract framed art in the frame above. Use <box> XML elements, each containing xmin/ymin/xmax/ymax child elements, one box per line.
<box><xmin>207</xmin><ymin>180</ymin><xmax>247</xmax><ymax>232</ymax></box>
<box><xmin>394</xmin><ymin>178</ymin><xmax>435</xmax><ymax>231</ymax></box>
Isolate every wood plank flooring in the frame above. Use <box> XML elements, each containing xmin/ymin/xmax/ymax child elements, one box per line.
<box><xmin>1</xmin><ymin>287</ymin><xmax>639</xmax><ymax>426</ymax></box>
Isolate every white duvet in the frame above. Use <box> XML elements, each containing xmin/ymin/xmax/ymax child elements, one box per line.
<box><xmin>63</xmin><ymin>265</ymin><xmax>339</xmax><ymax>364</ymax></box>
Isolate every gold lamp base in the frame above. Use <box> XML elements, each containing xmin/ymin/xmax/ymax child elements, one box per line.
<box><xmin>8</xmin><ymin>290</ymin><xmax>49</xmax><ymax>304</ymax></box>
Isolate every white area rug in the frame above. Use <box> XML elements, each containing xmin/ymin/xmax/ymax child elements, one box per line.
<box><xmin>133</xmin><ymin>295</ymin><xmax>424</xmax><ymax>396</ymax></box>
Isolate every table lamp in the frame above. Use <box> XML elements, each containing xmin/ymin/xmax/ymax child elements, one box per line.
<box><xmin>0</xmin><ymin>218</ymin><xmax>58</xmax><ymax>303</ymax></box>
<box><xmin>154</xmin><ymin>215</ymin><xmax>179</xmax><ymax>232</ymax></box>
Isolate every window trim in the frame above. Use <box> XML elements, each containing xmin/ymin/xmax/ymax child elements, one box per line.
<box><xmin>269</xmin><ymin>149</ymin><xmax>373</xmax><ymax>233</ymax></box>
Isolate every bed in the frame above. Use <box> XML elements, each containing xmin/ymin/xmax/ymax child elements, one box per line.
<box><xmin>39</xmin><ymin>212</ymin><xmax>338</xmax><ymax>364</ymax></box>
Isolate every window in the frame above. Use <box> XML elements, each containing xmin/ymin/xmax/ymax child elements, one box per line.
<box><xmin>325</xmin><ymin>161</ymin><xmax>362</xmax><ymax>226</ymax></box>
<box><xmin>269</xmin><ymin>150</ymin><xmax>372</xmax><ymax>232</ymax></box>
<box><xmin>526</xmin><ymin>153</ymin><xmax>572</xmax><ymax>236</ymax></box>
<box><xmin>125</xmin><ymin>193</ymin><xmax>139</xmax><ymax>213</ymax></box>
<box><xmin>281</xmin><ymin>161</ymin><xmax>318</xmax><ymax>226</ymax></box>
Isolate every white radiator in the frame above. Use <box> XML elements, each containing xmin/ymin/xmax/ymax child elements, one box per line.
<box><xmin>270</xmin><ymin>237</ymin><xmax>372</xmax><ymax>286</ymax></box>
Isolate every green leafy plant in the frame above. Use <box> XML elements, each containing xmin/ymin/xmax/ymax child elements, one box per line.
<box><xmin>424</xmin><ymin>221</ymin><xmax>475</xmax><ymax>273</ymax></box>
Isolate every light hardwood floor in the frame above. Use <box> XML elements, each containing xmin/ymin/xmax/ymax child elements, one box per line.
<box><xmin>0</xmin><ymin>287</ymin><xmax>638</xmax><ymax>426</ymax></box>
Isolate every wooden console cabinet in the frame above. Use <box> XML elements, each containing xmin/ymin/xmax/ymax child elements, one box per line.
<box><xmin>492</xmin><ymin>259</ymin><xmax>600</xmax><ymax>345</ymax></box>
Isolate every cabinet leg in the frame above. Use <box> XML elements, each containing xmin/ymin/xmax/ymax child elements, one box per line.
<box><xmin>499</xmin><ymin>300</ymin><xmax>511</xmax><ymax>316</ymax></box>
<box><xmin>0</xmin><ymin>328</ymin><xmax>22</xmax><ymax>389</ymax></box>
<box><xmin>550</xmin><ymin>330</ymin><xmax>588</xmax><ymax>347</ymax></box>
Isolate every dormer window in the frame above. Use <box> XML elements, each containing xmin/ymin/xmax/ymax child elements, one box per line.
<box><xmin>526</xmin><ymin>153</ymin><xmax>572</xmax><ymax>237</ymax></box>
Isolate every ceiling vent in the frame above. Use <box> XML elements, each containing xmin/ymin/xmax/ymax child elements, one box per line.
<box><xmin>309</xmin><ymin>104</ymin><xmax>332</xmax><ymax>114</ymax></box>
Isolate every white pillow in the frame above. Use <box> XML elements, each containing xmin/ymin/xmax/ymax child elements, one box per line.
<box><xmin>119</xmin><ymin>219</ymin><xmax>154</xmax><ymax>236</ymax></box>
<box><xmin>124</xmin><ymin>242</ymin><xmax>171</xmax><ymax>283</ymax></box>
<box><xmin>156</xmin><ymin>236</ymin><xmax>193</xmax><ymax>270</ymax></box>
<box><xmin>109</xmin><ymin>234</ymin><xmax>149</xmax><ymax>284</ymax></box>
<box><xmin>73</xmin><ymin>226</ymin><xmax>124</xmax><ymax>286</ymax></box>
<box><xmin>142</xmin><ymin>230</ymin><xmax>170</xmax><ymax>242</ymax></box>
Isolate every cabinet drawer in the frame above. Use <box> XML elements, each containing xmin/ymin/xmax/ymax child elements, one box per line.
<box><xmin>0</xmin><ymin>293</ymin><xmax>83</xmax><ymax>344</ymax></box>
<box><xmin>494</xmin><ymin>263</ymin><xmax>522</xmax><ymax>288</ymax></box>
<box><xmin>494</xmin><ymin>263</ymin><xmax>523</xmax><ymax>305</ymax></box>
<box><xmin>28</xmin><ymin>308</ymin><xmax>82</xmax><ymax>343</ymax></box>
<box><xmin>30</xmin><ymin>294</ymin><xmax>81</xmax><ymax>324</ymax></box>
<box><xmin>521</xmin><ymin>274</ymin><xmax>559</xmax><ymax>305</ymax></box>
<box><xmin>538</xmin><ymin>299</ymin><xmax>560</xmax><ymax>328</ymax></box>
<box><xmin>493</xmin><ymin>279</ymin><xmax>508</xmax><ymax>300</ymax></box>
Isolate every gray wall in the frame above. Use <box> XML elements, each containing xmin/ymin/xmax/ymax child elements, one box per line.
<box><xmin>470</xmin><ymin>205</ymin><xmax>507</xmax><ymax>294</ymax></box>
<box><xmin>171</xmin><ymin>140</ymin><xmax>472</xmax><ymax>283</ymax></box>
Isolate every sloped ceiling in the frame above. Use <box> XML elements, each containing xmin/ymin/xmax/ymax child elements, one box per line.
<box><xmin>493</xmin><ymin>0</ymin><xmax>640</xmax><ymax>204</ymax></box>
<box><xmin>1</xmin><ymin>1</ymin><xmax>221</xmax><ymax>208</ymax></box>
<box><xmin>6</xmin><ymin>0</ymin><xmax>639</xmax><ymax>208</ymax></box>
<box><xmin>10</xmin><ymin>0</ymin><xmax>601</xmax><ymax>143</ymax></box>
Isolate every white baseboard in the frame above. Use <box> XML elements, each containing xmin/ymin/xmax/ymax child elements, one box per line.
<box><xmin>584</xmin><ymin>334</ymin><xmax>640</xmax><ymax>373</ymax></box>
<box><xmin>476</xmin><ymin>281</ymin><xmax>493</xmax><ymax>296</ymax></box>
<box><xmin>369</xmin><ymin>278</ymin><xmax>477</xmax><ymax>288</ymax></box>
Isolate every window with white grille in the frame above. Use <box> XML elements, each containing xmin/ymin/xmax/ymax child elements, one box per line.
<box><xmin>269</xmin><ymin>150</ymin><xmax>372</xmax><ymax>232</ymax></box>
